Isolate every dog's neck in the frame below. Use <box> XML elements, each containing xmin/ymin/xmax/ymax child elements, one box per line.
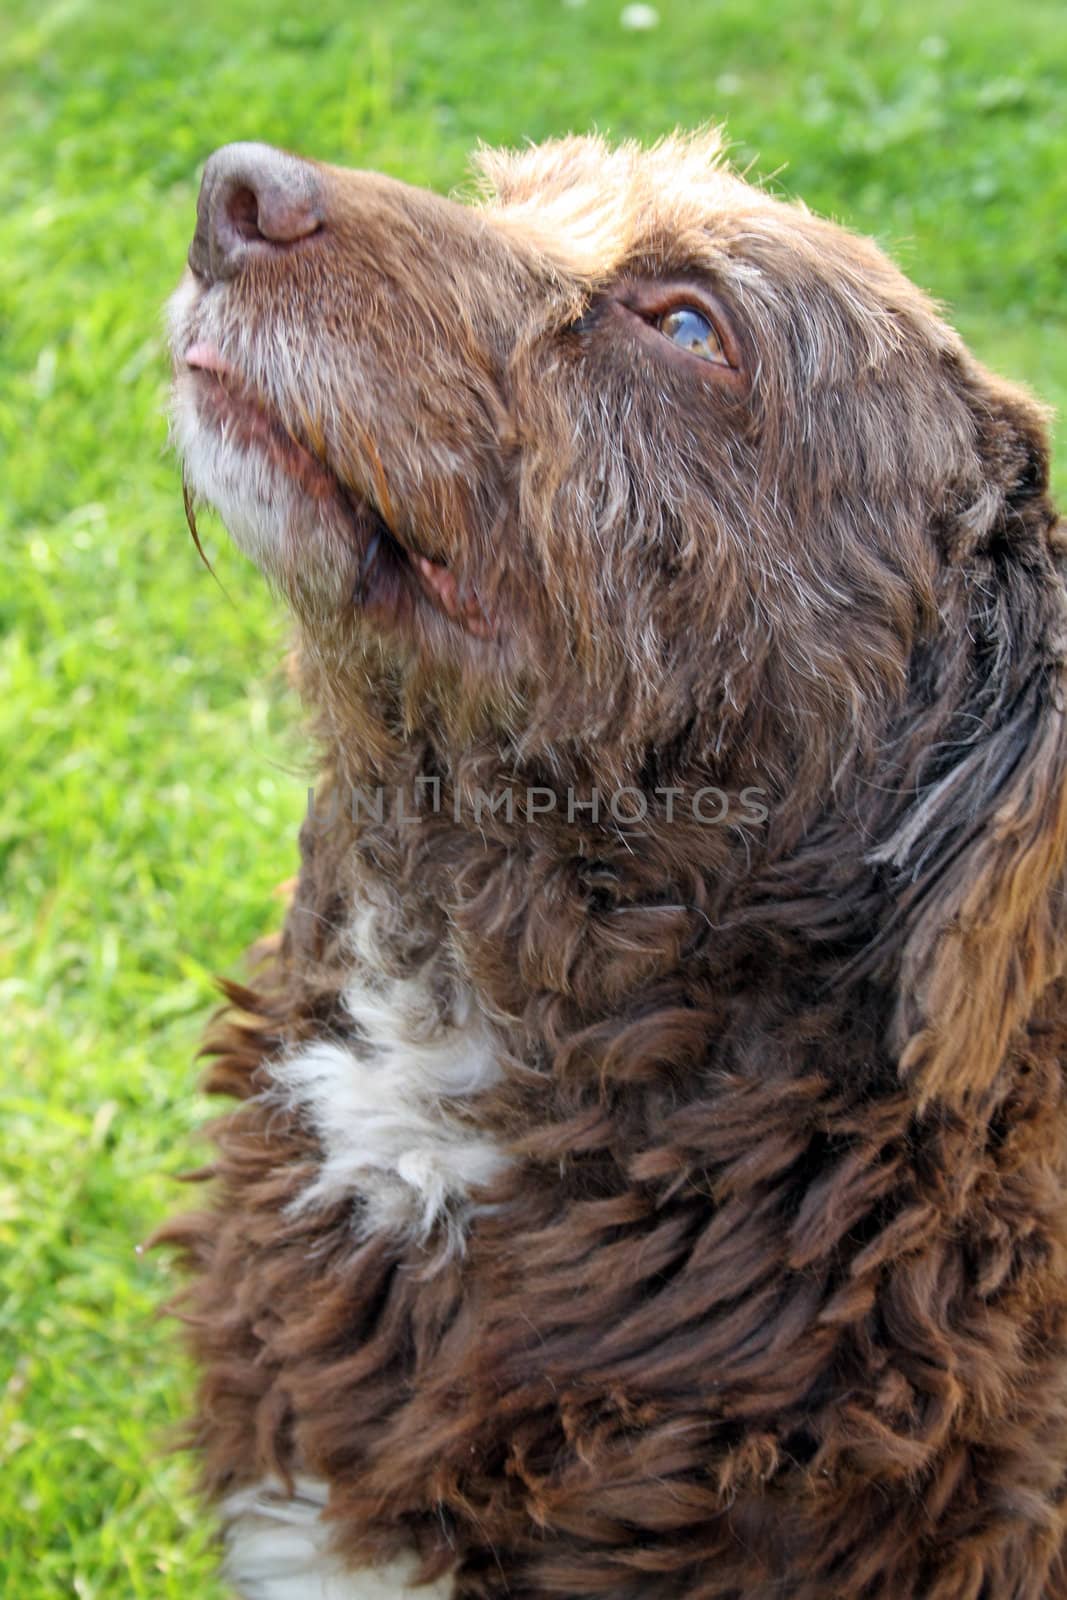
<box><xmin>289</xmin><ymin>734</ymin><xmax>900</xmax><ymax>1108</ymax></box>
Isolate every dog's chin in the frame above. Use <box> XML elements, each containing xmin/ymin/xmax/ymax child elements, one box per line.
<box><xmin>170</xmin><ymin>370</ymin><xmax>410</xmax><ymax>621</ymax></box>
<box><xmin>170</xmin><ymin>365</ymin><xmax>496</xmax><ymax>643</ymax></box>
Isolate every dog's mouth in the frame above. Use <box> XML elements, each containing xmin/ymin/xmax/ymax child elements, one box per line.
<box><xmin>181</xmin><ymin>342</ymin><xmax>493</xmax><ymax>639</ymax></box>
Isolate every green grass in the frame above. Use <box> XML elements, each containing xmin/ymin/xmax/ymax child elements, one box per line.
<box><xmin>1</xmin><ymin>0</ymin><xmax>1064</xmax><ymax>1592</ymax></box>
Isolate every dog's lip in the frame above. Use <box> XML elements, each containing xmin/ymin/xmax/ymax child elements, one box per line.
<box><xmin>413</xmin><ymin>554</ymin><xmax>495</xmax><ymax>640</ymax></box>
<box><xmin>180</xmin><ymin>341</ymin><xmax>494</xmax><ymax>637</ymax></box>
<box><xmin>184</xmin><ymin>340</ymin><xmax>232</xmax><ymax>377</ymax></box>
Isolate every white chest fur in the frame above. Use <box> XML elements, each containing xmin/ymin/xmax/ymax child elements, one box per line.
<box><xmin>223</xmin><ymin>1479</ymin><xmax>455</xmax><ymax>1599</ymax></box>
<box><xmin>272</xmin><ymin>894</ymin><xmax>508</xmax><ymax>1247</ymax></box>
<box><xmin>225</xmin><ymin>897</ymin><xmax>500</xmax><ymax>1595</ymax></box>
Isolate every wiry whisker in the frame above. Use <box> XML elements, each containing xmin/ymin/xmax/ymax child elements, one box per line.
<box><xmin>354</xmin><ymin>528</ymin><xmax>383</xmax><ymax>607</ymax></box>
<box><xmin>183</xmin><ymin>478</ymin><xmax>233</xmax><ymax>602</ymax></box>
<box><xmin>359</xmin><ymin>428</ymin><xmax>400</xmax><ymax>536</ymax></box>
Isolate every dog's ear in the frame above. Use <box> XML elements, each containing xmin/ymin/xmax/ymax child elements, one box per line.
<box><xmin>938</xmin><ymin>365</ymin><xmax>1056</xmax><ymax>562</ymax></box>
<box><xmin>874</xmin><ymin>370</ymin><xmax>1067</xmax><ymax>1110</ymax></box>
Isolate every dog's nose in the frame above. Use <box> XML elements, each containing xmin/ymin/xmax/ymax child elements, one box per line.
<box><xmin>188</xmin><ymin>142</ymin><xmax>325</xmax><ymax>282</ymax></box>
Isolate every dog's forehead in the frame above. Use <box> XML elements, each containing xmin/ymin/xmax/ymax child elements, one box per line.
<box><xmin>473</xmin><ymin>130</ymin><xmax>758</xmax><ymax>280</ymax></box>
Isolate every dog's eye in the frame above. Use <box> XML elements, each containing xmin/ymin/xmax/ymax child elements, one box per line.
<box><xmin>657</xmin><ymin>307</ymin><xmax>727</xmax><ymax>364</ymax></box>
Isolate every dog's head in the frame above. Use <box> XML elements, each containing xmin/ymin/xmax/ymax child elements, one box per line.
<box><xmin>170</xmin><ymin>134</ymin><xmax>1055</xmax><ymax>756</ymax></box>
<box><xmin>170</xmin><ymin>132</ymin><xmax>1066</xmax><ymax>1105</ymax></box>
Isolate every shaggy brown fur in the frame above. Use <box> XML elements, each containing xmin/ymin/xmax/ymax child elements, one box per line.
<box><xmin>161</xmin><ymin>132</ymin><xmax>1067</xmax><ymax>1597</ymax></box>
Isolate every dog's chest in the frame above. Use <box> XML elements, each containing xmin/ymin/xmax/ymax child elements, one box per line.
<box><xmin>223</xmin><ymin>1478</ymin><xmax>455</xmax><ymax>1598</ymax></box>
<box><xmin>272</xmin><ymin>896</ymin><xmax>510</xmax><ymax>1248</ymax></box>
<box><xmin>223</xmin><ymin>901</ymin><xmax>508</xmax><ymax>1596</ymax></box>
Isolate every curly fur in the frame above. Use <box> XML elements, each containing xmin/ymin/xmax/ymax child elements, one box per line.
<box><xmin>159</xmin><ymin>132</ymin><xmax>1067</xmax><ymax>1598</ymax></box>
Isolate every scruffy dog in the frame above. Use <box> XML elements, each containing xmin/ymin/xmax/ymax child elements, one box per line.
<box><xmin>165</xmin><ymin>133</ymin><xmax>1067</xmax><ymax>1599</ymax></box>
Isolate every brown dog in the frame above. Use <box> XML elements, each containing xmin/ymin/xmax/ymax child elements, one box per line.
<box><xmin>165</xmin><ymin>132</ymin><xmax>1067</xmax><ymax>1599</ymax></box>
